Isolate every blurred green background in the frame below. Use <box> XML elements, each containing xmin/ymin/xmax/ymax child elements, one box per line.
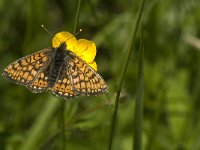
<box><xmin>1</xmin><ymin>0</ymin><xmax>200</xmax><ymax>150</ymax></box>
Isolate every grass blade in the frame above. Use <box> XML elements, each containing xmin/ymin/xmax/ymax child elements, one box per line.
<box><xmin>133</xmin><ymin>25</ymin><xmax>144</xmax><ymax>150</ymax></box>
<box><xmin>59</xmin><ymin>101</ymin><xmax>66</xmax><ymax>150</ymax></box>
<box><xmin>19</xmin><ymin>97</ymin><xmax>59</xmax><ymax>150</ymax></box>
<box><xmin>107</xmin><ymin>0</ymin><xmax>146</xmax><ymax>150</ymax></box>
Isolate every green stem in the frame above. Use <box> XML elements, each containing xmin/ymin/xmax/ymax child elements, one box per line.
<box><xmin>56</xmin><ymin>1</ymin><xmax>83</xmax><ymax>149</ymax></box>
<box><xmin>60</xmin><ymin>101</ymin><xmax>66</xmax><ymax>150</ymax></box>
<box><xmin>107</xmin><ymin>91</ymin><xmax>120</xmax><ymax>150</ymax></box>
<box><xmin>133</xmin><ymin>25</ymin><xmax>144</xmax><ymax>150</ymax></box>
<box><xmin>107</xmin><ymin>0</ymin><xmax>146</xmax><ymax>149</ymax></box>
<box><xmin>73</xmin><ymin>0</ymin><xmax>82</xmax><ymax>34</ymax></box>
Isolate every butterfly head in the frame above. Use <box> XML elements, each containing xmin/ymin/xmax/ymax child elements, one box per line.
<box><xmin>59</xmin><ymin>42</ymin><xmax>67</xmax><ymax>48</ymax></box>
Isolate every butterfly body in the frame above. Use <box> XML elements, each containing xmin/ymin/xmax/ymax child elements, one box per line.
<box><xmin>2</xmin><ymin>42</ymin><xmax>108</xmax><ymax>100</ymax></box>
<box><xmin>48</xmin><ymin>43</ymin><xmax>66</xmax><ymax>87</ymax></box>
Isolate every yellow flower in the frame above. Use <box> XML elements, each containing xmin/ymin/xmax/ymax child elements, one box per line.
<box><xmin>52</xmin><ymin>31</ymin><xmax>97</xmax><ymax>71</ymax></box>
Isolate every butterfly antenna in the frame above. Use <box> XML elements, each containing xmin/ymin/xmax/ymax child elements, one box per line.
<box><xmin>75</xmin><ymin>28</ymin><xmax>83</xmax><ymax>36</ymax></box>
<box><xmin>66</xmin><ymin>28</ymin><xmax>83</xmax><ymax>41</ymax></box>
<box><xmin>42</xmin><ymin>25</ymin><xmax>82</xmax><ymax>45</ymax></box>
<box><xmin>41</xmin><ymin>24</ymin><xmax>61</xmax><ymax>45</ymax></box>
<box><xmin>41</xmin><ymin>24</ymin><xmax>54</xmax><ymax>37</ymax></box>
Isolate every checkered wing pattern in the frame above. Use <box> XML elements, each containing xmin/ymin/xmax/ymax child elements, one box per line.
<box><xmin>2</xmin><ymin>49</ymin><xmax>52</xmax><ymax>91</ymax></box>
<box><xmin>51</xmin><ymin>67</ymin><xmax>77</xmax><ymax>99</ymax></box>
<box><xmin>70</xmin><ymin>56</ymin><xmax>108</xmax><ymax>95</ymax></box>
<box><xmin>3</xmin><ymin>44</ymin><xmax>108</xmax><ymax>99</ymax></box>
<box><xmin>26</xmin><ymin>69</ymin><xmax>50</xmax><ymax>93</ymax></box>
<box><xmin>51</xmin><ymin>53</ymin><xmax>108</xmax><ymax>99</ymax></box>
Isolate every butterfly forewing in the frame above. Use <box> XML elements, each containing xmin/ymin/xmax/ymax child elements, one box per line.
<box><xmin>2</xmin><ymin>48</ymin><xmax>52</xmax><ymax>86</ymax></box>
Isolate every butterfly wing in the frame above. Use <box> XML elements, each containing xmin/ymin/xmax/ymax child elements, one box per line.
<box><xmin>2</xmin><ymin>48</ymin><xmax>52</xmax><ymax>87</ymax></box>
<box><xmin>51</xmin><ymin>52</ymin><xmax>108</xmax><ymax>100</ymax></box>
<box><xmin>51</xmin><ymin>67</ymin><xmax>77</xmax><ymax>99</ymax></box>
<box><xmin>69</xmin><ymin>56</ymin><xmax>108</xmax><ymax>96</ymax></box>
<box><xmin>26</xmin><ymin>68</ymin><xmax>50</xmax><ymax>93</ymax></box>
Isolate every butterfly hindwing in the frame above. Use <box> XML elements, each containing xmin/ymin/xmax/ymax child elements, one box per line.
<box><xmin>2</xmin><ymin>48</ymin><xmax>52</xmax><ymax>86</ymax></box>
<box><xmin>51</xmin><ymin>66</ymin><xmax>77</xmax><ymax>99</ymax></box>
<box><xmin>26</xmin><ymin>69</ymin><xmax>50</xmax><ymax>93</ymax></box>
<box><xmin>69</xmin><ymin>55</ymin><xmax>108</xmax><ymax>96</ymax></box>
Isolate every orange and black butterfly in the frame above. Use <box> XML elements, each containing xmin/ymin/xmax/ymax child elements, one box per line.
<box><xmin>2</xmin><ymin>35</ymin><xmax>108</xmax><ymax>100</ymax></box>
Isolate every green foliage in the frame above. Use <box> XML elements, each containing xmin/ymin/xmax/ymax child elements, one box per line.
<box><xmin>0</xmin><ymin>0</ymin><xmax>200</xmax><ymax>150</ymax></box>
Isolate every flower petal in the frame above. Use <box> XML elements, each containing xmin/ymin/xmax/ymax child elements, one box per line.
<box><xmin>76</xmin><ymin>39</ymin><xmax>96</xmax><ymax>63</ymax></box>
<box><xmin>52</xmin><ymin>31</ymin><xmax>77</xmax><ymax>52</ymax></box>
<box><xmin>88</xmin><ymin>61</ymin><xmax>97</xmax><ymax>71</ymax></box>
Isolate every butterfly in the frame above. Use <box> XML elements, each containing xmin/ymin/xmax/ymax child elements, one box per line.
<box><xmin>2</xmin><ymin>41</ymin><xmax>108</xmax><ymax>100</ymax></box>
